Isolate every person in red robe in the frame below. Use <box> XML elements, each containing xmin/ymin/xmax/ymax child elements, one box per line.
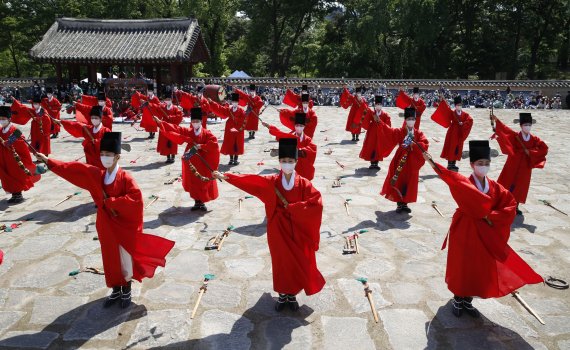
<box><xmin>152</xmin><ymin>92</ymin><xmax>184</xmax><ymax>164</ymax></box>
<box><xmin>179</xmin><ymin>85</ymin><xmax>212</xmax><ymax>129</ymax></box>
<box><xmin>493</xmin><ymin>112</ymin><xmax>548</xmax><ymax>215</ymax></box>
<box><xmin>379</xmin><ymin>107</ymin><xmax>429</xmax><ymax>213</ymax></box>
<box><xmin>131</xmin><ymin>84</ymin><xmax>161</xmax><ymax>139</ymax></box>
<box><xmin>35</xmin><ymin>132</ymin><xmax>175</xmax><ymax>309</ymax></box>
<box><xmin>154</xmin><ymin>108</ymin><xmax>220</xmax><ymax>211</ymax></box>
<box><xmin>10</xmin><ymin>95</ymin><xmax>52</xmax><ymax>157</ymax></box>
<box><xmin>76</xmin><ymin>91</ymin><xmax>114</xmax><ymax>130</ymax></box>
<box><xmin>261</xmin><ymin>112</ymin><xmax>317</xmax><ymax>180</ymax></box>
<box><xmin>53</xmin><ymin>105</ymin><xmax>111</xmax><ymax>170</ymax></box>
<box><xmin>213</xmin><ymin>138</ymin><xmax>325</xmax><ymax>311</ymax></box>
<box><xmin>360</xmin><ymin>95</ymin><xmax>392</xmax><ymax>170</ymax></box>
<box><xmin>430</xmin><ymin>95</ymin><xmax>473</xmax><ymax>171</ymax></box>
<box><xmin>278</xmin><ymin>93</ymin><xmax>318</xmax><ymax>138</ymax></box>
<box><xmin>208</xmin><ymin>93</ymin><xmax>247</xmax><ymax>165</ymax></box>
<box><xmin>396</xmin><ymin>87</ymin><xmax>426</xmax><ymax>129</ymax></box>
<box><xmin>340</xmin><ymin>86</ymin><xmax>368</xmax><ymax>142</ymax></box>
<box><xmin>237</xmin><ymin>84</ymin><xmax>265</xmax><ymax>139</ymax></box>
<box><xmin>423</xmin><ymin>140</ymin><xmax>543</xmax><ymax>317</ymax></box>
<box><xmin>0</xmin><ymin>106</ymin><xmax>41</xmax><ymax>204</ymax></box>
<box><xmin>282</xmin><ymin>84</ymin><xmax>314</xmax><ymax>109</ymax></box>
<box><xmin>42</xmin><ymin>87</ymin><xmax>62</xmax><ymax>139</ymax></box>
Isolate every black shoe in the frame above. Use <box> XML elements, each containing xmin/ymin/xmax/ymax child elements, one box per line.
<box><xmin>228</xmin><ymin>156</ymin><xmax>234</xmax><ymax>165</ymax></box>
<box><xmin>50</xmin><ymin>134</ymin><xmax>58</xmax><ymax>139</ymax></box>
<box><xmin>120</xmin><ymin>282</ymin><xmax>132</xmax><ymax>309</ymax></box>
<box><xmin>103</xmin><ymin>287</ymin><xmax>121</xmax><ymax>308</ymax></box>
<box><xmin>402</xmin><ymin>203</ymin><xmax>412</xmax><ymax>213</ymax></box>
<box><xmin>452</xmin><ymin>297</ymin><xmax>463</xmax><ymax>317</ymax></box>
<box><xmin>355</xmin><ymin>135</ymin><xmax>360</xmax><ymax>142</ymax></box>
<box><xmin>191</xmin><ymin>201</ymin><xmax>202</xmax><ymax>211</ymax></box>
<box><xmin>233</xmin><ymin>157</ymin><xmax>240</xmax><ymax>165</ymax></box>
<box><xmin>396</xmin><ymin>202</ymin><xmax>404</xmax><ymax>213</ymax></box>
<box><xmin>369</xmin><ymin>162</ymin><xmax>380</xmax><ymax>170</ymax></box>
<box><xmin>516</xmin><ymin>207</ymin><xmax>523</xmax><ymax>216</ymax></box>
<box><xmin>148</xmin><ymin>133</ymin><xmax>153</xmax><ymax>139</ymax></box>
<box><xmin>275</xmin><ymin>294</ymin><xmax>287</xmax><ymax>312</ymax></box>
<box><xmin>251</xmin><ymin>132</ymin><xmax>256</xmax><ymax>139</ymax></box>
<box><xmin>351</xmin><ymin>134</ymin><xmax>355</xmax><ymax>141</ymax></box>
<box><xmin>7</xmin><ymin>193</ymin><xmax>24</xmax><ymax>204</ymax></box>
<box><xmin>165</xmin><ymin>156</ymin><xmax>171</xmax><ymax>163</ymax></box>
<box><xmin>462</xmin><ymin>297</ymin><xmax>480</xmax><ymax>318</ymax></box>
<box><xmin>199</xmin><ymin>203</ymin><xmax>208</xmax><ymax>211</ymax></box>
<box><xmin>287</xmin><ymin>294</ymin><xmax>299</xmax><ymax>311</ymax></box>
<box><xmin>248</xmin><ymin>132</ymin><xmax>254</xmax><ymax>139</ymax></box>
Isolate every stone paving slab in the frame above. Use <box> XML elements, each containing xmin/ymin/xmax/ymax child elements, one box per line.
<box><xmin>0</xmin><ymin>107</ymin><xmax>569</xmax><ymax>349</ymax></box>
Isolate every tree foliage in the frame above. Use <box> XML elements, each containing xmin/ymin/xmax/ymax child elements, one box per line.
<box><xmin>1</xmin><ymin>0</ymin><xmax>568</xmax><ymax>79</ymax></box>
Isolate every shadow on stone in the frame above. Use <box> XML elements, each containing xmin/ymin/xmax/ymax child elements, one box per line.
<box><xmin>420</xmin><ymin>174</ymin><xmax>440</xmax><ymax>181</ymax></box>
<box><xmin>144</xmin><ymin>206</ymin><xmax>205</xmax><ymax>229</ymax></box>
<box><xmin>123</xmin><ymin>161</ymin><xmax>170</xmax><ymax>172</ymax></box>
<box><xmin>339</xmin><ymin>167</ymin><xmax>380</xmax><ymax>179</ymax></box>
<box><xmin>425</xmin><ymin>300</ymin><xmax>535</xmax><ymax>350</ymax></box>
<box><xmin>232</xmin><ymin>220</ymin><xmax>268</xmax><ymax>237</ymax></box>
<box><xmin>0</xmin><ymin>298</ymin><xmax>146</xmax><ymax>349</ymax></box>
<box><xmin>511</xmin><ymin>215</ymin><xmax>537</xmax><ymax>233</ymax></box>
<box><xmin>14</xmin><ymin>202</ymin><xmax>96</xmax><ymax>224</ymax></box>
<box><xmin>324</xmin><ymin>139</ymin><xmax>358</xmax><ymax>146</ymax></box>
<box><xmin>129</xmin><ymin>137</ymin><xmax>152</xmax><ymax>143</ymax></box>
<box><xmin>344</xmin><ymin>210</ymin><xmax>411</xmax><ymax>233</ymax></box>
<box><xmin>147</xmin><ymin>293</ymin><xmax>314</xmax><ymax>350</ymax></box>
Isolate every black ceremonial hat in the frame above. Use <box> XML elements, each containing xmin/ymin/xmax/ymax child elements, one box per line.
<box><xmin>100</xmin><ymin>132</ymin><xmax>122</xmax><ymax>154</ymax></box>
<box><xmin>278</xmin><ymin>138</ymin><xmax>298</xmax><ymax>160</ymax></box>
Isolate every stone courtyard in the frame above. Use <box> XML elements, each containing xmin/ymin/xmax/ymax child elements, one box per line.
<box><xmin>0</xmin><ymin>105</ymin><xmax>569</xmax><ymax>349</ymax></box>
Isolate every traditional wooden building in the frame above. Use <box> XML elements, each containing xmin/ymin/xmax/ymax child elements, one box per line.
<box><xmin>29</xmin><ymin>17</ymin><xmax>210</xmax><ymax>89</ymax></box>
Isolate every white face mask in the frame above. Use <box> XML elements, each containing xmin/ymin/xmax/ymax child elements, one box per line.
<box><xmin>295</xmin><ymin>126</ymin><xmax>304</xmax><ymax>134</ymax></box>
<box><xmin>455</xmin><ymin>106</ymin><xmax>462</xmax><ymax>113</ymax></box>
<box><xmin>173</xmin><ymin>87</ymin><xmax>178</xmax><ymax>92</ymax></box>
<box><xmin>231</xmin><ymin>102</ymin><xmax>238</xmax><ymax>108</ymax></box>
<box><xmin>356</xmin><ymin>93</ymin><xmax>361</xmax><ymax>97</ymax></box>
<box><xmin>191</xmin><ymin>122</ymin><xmax>201</xmax><ymax>130</ymax></box>
<box><xmin>98</xmin><ymin>101</ymin><xmax>105</xmax><ymax>107</ymax></box>
<box><xmin>100</xmin><ymin>156</ymin><xmax>115</xmax><ymax>168</ymax></box>
<box><xmin>302</xmin><ymin>103</ymin><xmax>309</xmax><ymax>109</ymax></box>
<box><xmin>522</xmin><ymin>125</ymin><xmax>531</xmax><ymax>134</ymax></box>
<box><xmin>148</xmin><ymin>92</ymin><xmax>154</xmax><ymax>98</ymax></box>
<box><xmin>91</xmin><ymin>118</ymin><xmax>101</xmax><ymax>127</ymax></box>
<box><xmin>413</xmin><ymin>94</ymin><xmax>419</xmax><ymax>101</ymax></box>
<box><xmin>375</xmin><ymin>105</ymin><xmax>382</xmax><ymax>111</ymax></box>
<box><xmin>474</xmin><ymin>165</ymin><xmax>490</xmax><ymax>177</ymax></box>
<box><xmin>406</xmin><ymin>120</ymin><xmax>416</xmax><ymax>128</ymax></box>
<box><xmin>249</xmin><ymin>91</ymin><xmax>256</xmax><ymax>97</ymax></box>
<box><xmin>280</xmin><ymin>162</ymin><xmax>296</xmax><ymax>174</ymax></box>
<box><xmin>33</xmin><ymin>104</ymin><xmax>40</xmax><ymax>110</ymax></box>
<box><xmin>166</xmin><ymin>101</ymin><xmax>172</xmax><ymax>107</ymax></box>
<box><xmin>47</xmin><ymin>94</ymin><xmax>53</xmax><ymax>99</ymax></box>
<box><xmin>0</xmin><ymin>120</ymin><xmax>9</xmax><ymax>128</ymax></box>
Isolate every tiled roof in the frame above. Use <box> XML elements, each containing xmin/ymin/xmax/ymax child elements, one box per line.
<box><xmin>189</xmin><ymin>78</ymin><xmax>570</xmax><ymax>89</ymax></box>
<box><xmin>29</xmin><ymin>17</ymin><xmax>210</xmax><ymax>64</ymax></box>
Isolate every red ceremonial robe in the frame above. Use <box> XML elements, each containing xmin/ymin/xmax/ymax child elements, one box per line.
<box><xmin>360</xmin><ymin>108</ymin><xmax>393</xmax><ymax>162</ymax></box>
<box><xmin>10</xmin><ymin>100</ymin><xmax>52</xmax><ymax>155</ymax></box>
<box><xmin>179</xmin><ymin>92</ymin><xmax>212</xmax><ymax>129</ymax></box>
<box><xmin>0</xmin><ymin>124</ymin><xmax>40</xmax><ymax>193</ymax></box>
<box><xmin>495</xmin><ymin>119</ymin><xmax>548</xmax><ymax>204</ymax></box>
<box><xmin>60</xmin><ymin>120</ymin><xmax>110</xmax><ymax>169</ymax></box>
<box><xmin>75</xmin><ymin>102</ymin><xmax>114</xmax><ymax>130</ymax></box>
<box><xmin>283</xmin><ymin>89</ymin><xmax>314</xmax><ymax>109</ymax></box>
<box><xmin>435</xmin><ymin>164</ymin><xmax>543</xmax><ymax>297</ymax></box>
<box><xmin>268</xmin><ymin>125</ymin><xmax>317</xmax><ymax>180</ymax></box>
<box><xmin>225</xmin><ymin>172</ymin><xmax>325</xmax><ymax>295</ymax></box>
<box><xmin>47</xmin><ymin>159</ymin><xmax>175</xmax><ymax>287</ymax></box>
<box><xmin>278</xmin><ymin>108</ymin><xmax>318</xmax><ymax>138</ymax></box>
<box><xmin>79</xmin><ymin>96</ymin><xmax>114</xmax><ymax>130</ymax></box>
<box><xmin>379</xmin><ymin>124</ymin><xmax>428</xmax><ymax>203</ymax></box>
<box><xmin>160</xmin><ymin>123</ymin><xmax>220</xmax><ymax>203</ymax></box>
<box><xmin>236</xmin><ymin>89</ymin><xmax>264</xmax><ymax>131</ymax></box>
<box><xmin>209</xmin><ymin>102</ymin><xmax>247</xmax><ymax>156</ymax></box>
<box><xmin>396</xmin><ymin>91</ymin><xmax>426</xmax><ymax>129</ymax></box>
<box><xmin>153</xmin><ymin>104</ymin><xmax>183</xmax><ymax>156</ymax></box>
<box><xmin>340</xmin><ymin>88</ymin><xmax>368</xmax><ymax>134</ymax></box>
<box><xmin>131</xmin><ymin>92</ymin><xmax>161</xmax><ymax>132</ymax></box>
<box><xmin>430</xmin><ymin>101</ymin><xmax>473</xmax><ymax>161</ymax></box>
<box><xmin>42</xmin><ymin>96</ymin><xmax>62</xmax><ymax>135</ymax></box>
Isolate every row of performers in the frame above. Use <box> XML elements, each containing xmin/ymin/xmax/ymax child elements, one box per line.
<box><xmin>2</xmin><ymin>85</ymin><xmax>548</xmax><ymax>218</ymax></box>
<box><xmin>0</xmin><ymin>109</ymin><xmax>547</xmax><ymax>318</ymax></box>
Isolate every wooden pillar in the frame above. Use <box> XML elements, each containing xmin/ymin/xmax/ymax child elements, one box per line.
<box><xmin>155</xmin><ymin>64</ymin><xmax>162</xmax><ymax>91</ymax></box>
<box><xmin>88</xmin><ymin>64</ymin><xmax>97</xmax><ymax>83</ymax></box>
<box><xmin>70</xmin><ymin>64</ymin><xmax>81</xmax><ymax>83</ymax></box>
<box><xmin>55</xmin><ymin>63</ymin><xmax>63</xmax><ymax>85</ymax></box>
